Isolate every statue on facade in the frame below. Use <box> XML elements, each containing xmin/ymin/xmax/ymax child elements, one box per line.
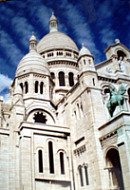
<box><xmin>118</xmin><ymin>56</ymin><xmax>126</xmax><ymax>73</ymax></box>
<box><xmin>107</xmin><ymin>84</ymin><xmax>126</xmax><ymax>117</ymax></box>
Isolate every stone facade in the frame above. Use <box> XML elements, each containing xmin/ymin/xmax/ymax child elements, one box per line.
<box><xmin>0</xmin><ymin>13</ymin><xmax>130</xmax><ymax>190</ymax></box>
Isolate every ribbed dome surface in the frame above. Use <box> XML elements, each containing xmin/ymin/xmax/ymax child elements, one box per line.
<box><xmin>37</xmin><ymin>31</ymin><xmax>79</xmax><ymax>53</ymax></box>
<box><xmin>16</xmin><ymin>50</ymin><xmax>49</xmax><ymax>77</ymax></box>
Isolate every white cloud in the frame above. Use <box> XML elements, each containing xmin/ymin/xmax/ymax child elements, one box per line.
<box><xmin>11</xmin><ymin>16</ymin><xmax>35</xmax><ymax>47</ymax></box>
<box><xmin>58</xmin><ymin>0</ymin><xmax>100</xmax><ymax>58</ymax></box>
<box><xmin>0</xmin><ymin>74</ymin><xmax>12</xmax><ymax>93</ymax></box>
<box><xmin>96</xmin><ymin>0</ymin><xmax>118</xmax><ymax>46</ymax></box>
<box><xmin>0</xmin><ymin>30</ymin><xmax>23</xmax><ymax>65</ymax></box>
<box><xmin>99</xmin><ymin>25</ymin><xmax>116</xmax><ymax>45</ymax></box>
<box><xmin>25</xmin><ymin>2</ymin><xmax>52</xmax><ymax>35</ymax></box>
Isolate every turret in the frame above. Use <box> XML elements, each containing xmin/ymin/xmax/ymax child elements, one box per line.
<box><xmin>78</xmin><ymin>44</ymin><xmax>97</xmax><ymax>87</ymax></box>
<box><xmin>78</xmin><ymin>44</ymin><xmax>95</xmax><ymax>71</ymax></box>
<box><xmin>14</xmin><ymin>34</ymin><xmax>52</xmax><ymax>105</ymax></box>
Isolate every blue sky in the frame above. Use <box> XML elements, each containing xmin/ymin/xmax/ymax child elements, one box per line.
<box><xmin>0</xmin><ymin>0</ymin><xmax>130</xmax><ymax>97</ymax></box>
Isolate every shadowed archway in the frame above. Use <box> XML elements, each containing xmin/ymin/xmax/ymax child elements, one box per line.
<box><xmin>106</xmin><ymin>148</ymin><xmax>124</xmax><ymax>190</ymax></box>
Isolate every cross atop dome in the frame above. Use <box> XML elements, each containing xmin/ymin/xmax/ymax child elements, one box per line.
<box><xmin>49</xmin><ymin>12</ymin><xmax>58</xmax><ymax>32</ymax></box>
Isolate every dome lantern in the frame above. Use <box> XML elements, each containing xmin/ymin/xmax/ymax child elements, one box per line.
<box><xmin>49</xmin><ymin>12</ymin><xmax>58</xmax><ymax>33</ymax></box>
<box><xmin>29</xmin><ymin>33</ymin><xmax>37</xmax><ymax>51</ymax></box>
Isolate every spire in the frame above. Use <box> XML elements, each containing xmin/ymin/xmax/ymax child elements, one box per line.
<box><xmin>29</xmin><ymin>32</ymin><xmax>37</xmax><ymax>51</ymax></box>
<box><xmin>49</xmin><ymin>12</ymin><xmax>58</xmax><ymax>32</ymax></box>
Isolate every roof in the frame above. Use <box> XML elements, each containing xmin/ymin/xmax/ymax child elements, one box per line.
<box><xmin>16</xmin><ymin>50</ymin><xmax>49</xmax><ymax>77</ymax></box>
<box><xmin>79</xmin><ymin>45</ymin><xmax>92</xmax><ymax>57</ymax></box>
<box><xmin>37</xmin><ymin>31</ymin><xmax>79</xmax><ymax>53</ymax></box>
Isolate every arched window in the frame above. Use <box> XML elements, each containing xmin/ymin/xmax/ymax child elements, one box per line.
<box><xmin>25</xmin><ymin>81</ymin><xmax>28</xmax><ymax>94</ymax></box>
<box><xmin>60</xmin><ymin>152</ymin><xmax>65</xmax><ymax>174</ymax></box>
<box><xmin>92</xmin><ymin>78</ymin><xmax>95</xmax><ymax>86</ymax></box>
<box><xmin>38</xmin><ymin>150</ymin><xmax>43</xmax><ymax>173</ymax></box>
<box><xmin>59</xmin><ymin>72</ymin><xmax>65</xmax><ymax>86</ymax></box>
<box><xmin>33</xmin><ymin>112</ymin><xmax>47</xmax><ymax>123</ymax></box>
<box><xmin>35</xmin><ymin>81</ymin><xmax>39</xmax><ymax>93</ymax></box>
<box><xmin>69</xmin><ymin>72</ymin><xmax>74</xmax><ymax>87</ymax></box>
<box><xmin>48</xmin><ymin>141</ymin><xmax>54</xmax><ymax>173</ymax></box>
<box><xmin>51</xmin><ymin>72</ymin><xmax>55</xmax><ymax>80</ymax></box>
<box><xmin>20</xmin><ymin>83</ymin><xmax>23</xmax><ymax>91</ymax></box>
<box><xmin>40</xmin><ymin>82</ymin><xmax>44</xmax><ymax>94</ymax></box>
<box><xmin>84</xmin><ymin>165</ymin><xmax>89</xmax><ymax>185</ymax></box>
<box><xmin>104</xmin><ymin>88</ymin><xmax>110</xmax><ymax>94</ymax></box>
<box><xmin>78</xmin><ymin>166</ymin><xmax>84</xmax><ymax>186</ymax></box>
<box><xmin>117</xmin><ymin>50</ymin><xmax>126</xmax><ymax>60</ymax></box>
<box><xmin>88</xmin><ymin>59</ymin><xmax>91</xmax><ymax>65</ymax></box>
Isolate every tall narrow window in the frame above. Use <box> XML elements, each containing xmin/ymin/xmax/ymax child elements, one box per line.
<box><xmin>20</xmin><ymin>83</ymin><xmax>23</xmax><ymax>91</ymax></box>
<box><xmin>38</xmin><ymin>150</ymin><xmax>43</xmax><ymax>173</ymax></box>
<box><xmin>92</xmin><ymin>78</ymin><xmax>95</xmax><ymax>86</ymax></box>
<box><xmin>79</xmin><ymin>166</ymin><xmax>84</xmax><ymax>186</ymax></box>
<box><xmin>84</xmin><ymin>165</ymin><xmax>89</xmax><ymax>185</ymax></box>
<box><xmin>25</xmin><ymin>81</ymin><xmax>28</xmax><ymax>94</ymax></box>
<box><xmin>48</xmin><ymin>141</ymin><xmax>54</xmax><ymax>173</ymax></box>
<box><xmin>59</xmin><ymin>72</ymin><xmax>65</xmax><ymax>86</ymax></box>
<box><xmin>60</xmin><ymin>152</ymin><xmax>65</xmax><ymax>174</ymax></box>
<box><xmin>51</xmin><ymin>72</ymin><xmax>55</xmax><ymax>80</ymax></box>
<box><xmin>35</xmin><ymin>81</ymin><xmax>39</xmax><ymax>93</ymax></box>
<box><xmin>69</xmin><ymin>72</ymin><xmax>74</xmax><ymax>87</ymax></box>
<box><xmin>40</xmin><ymin>82</ymin><xmax>43</xmax><ymax>94</ymax></box>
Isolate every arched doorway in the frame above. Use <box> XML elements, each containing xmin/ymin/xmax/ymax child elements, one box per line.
<box><xmin>106</xmin><ymin>148</ymin><xmax>124</xmax><ymax>190</ymax></box>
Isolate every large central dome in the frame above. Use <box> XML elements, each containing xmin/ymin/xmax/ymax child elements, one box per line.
<box><xmin>37</xmin><ymin>31</ymin><xmax>78</xmax><ymax>53</ymax></box>
<box><xmin>37</xmin><ymin>13</ymin><xmax>78</xmax><ymax>54</ymax></box>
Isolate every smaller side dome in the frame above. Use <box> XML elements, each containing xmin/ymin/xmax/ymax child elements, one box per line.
<box><xmin>16</xmin><ymin>51</ymin><xmax>50</xmax><ymax>77</ymax></box>
<box><xmin>79</xmin><ymin>44</ymin><xmax>92</xmax><ymax>57</ymax></box>
<box><xmin>16</xmin><ymin>34</ymin><xmax>50</xmax><ymax>77</ymax></box>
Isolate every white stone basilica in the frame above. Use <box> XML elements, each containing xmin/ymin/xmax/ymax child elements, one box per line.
<box><xmin>0</xmin><ymin>13</ymin><xmax>130</xmax><ymax>190</ymax></box>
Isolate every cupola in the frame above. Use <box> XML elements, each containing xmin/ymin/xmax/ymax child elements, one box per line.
<box><xmin>49</xmin><ymin>12</ymin><xmax>58</xmax><ymax>32</ymax></box>
<box><xmin>78</xmin><ymin>44</ymin><xmax>95</xmax><ymax>72</ymax></box>
<box><xmin>29</xmin><ymin>32</ymin><xmax>37</xmax><ymax>51</ymax></box>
